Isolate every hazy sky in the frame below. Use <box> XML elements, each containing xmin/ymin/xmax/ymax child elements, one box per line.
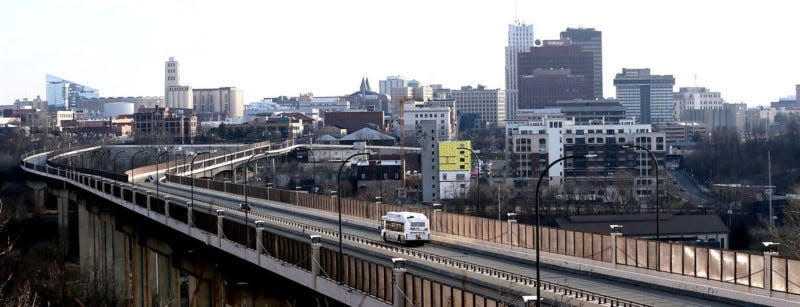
<box><xmin>2</xmin><ymin>0</ymin><xmax>799</xmax><ymax>106</ymax></box>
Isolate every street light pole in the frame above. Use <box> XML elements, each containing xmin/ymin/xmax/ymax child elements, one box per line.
<box><xmin>243</xmin><ymin>154</ymin><xmax>265</xmax><ymax>214</ymax></box>
<box><xmin>534</xmin><ymin>154</ymin><xmax>594</xmax><ymax>306</ymax></box>
<box><xmin>460</xmin><ymin>146</ymin><xmax>481</xmax><ymax>214</ymax></box>
<box><xmin>156</xmin><ymin>151</ymin><xmax>169</xmax><ymax>198</ymax></box>
<box><xmin>335</xmin><ymin>152</ymin><xmax>371</xmax><ymax>284</ymax></box>
<box><xmin>238</xmin><ymin>202</ymin><xmax>251</xmax><ymax>248</ymax></box>
<box><xmin>621</xmin><ymin>144</ymin><xmax>660</xmax><ymax>241</ymax></box>
<box><xmin>130</xmin><ymin>150</ymin><xmax>150</xmax><ymax>187</ymax></box>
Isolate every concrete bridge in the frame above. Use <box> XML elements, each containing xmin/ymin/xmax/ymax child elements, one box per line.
<box><xmin>19</xmin><ymin>143</ymin><xmax>800</xmax><ymax>306</ymax></box>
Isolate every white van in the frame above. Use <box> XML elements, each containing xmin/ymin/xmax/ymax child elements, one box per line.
<box><xmin>380</xmin><ymin>211</ymin><xmax>430</xmax><ymax>245</ymax></box>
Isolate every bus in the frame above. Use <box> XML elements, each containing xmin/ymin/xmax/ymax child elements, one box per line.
<box><xmin>380</xmin><ymin>211</ymin><xmax>430</xmax><ymax>245</ymax></box>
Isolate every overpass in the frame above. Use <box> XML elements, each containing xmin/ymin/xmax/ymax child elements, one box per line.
<box><xmin>20</xmin><ymin>143</ymin><xmax>800</xmax><ymax>306</ymax></box>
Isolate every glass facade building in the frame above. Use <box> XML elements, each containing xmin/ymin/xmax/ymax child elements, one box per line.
<box><xmin>46</xmin><ymin>74</ymin><xmax>99</xmax><ymax>109</ymax></box>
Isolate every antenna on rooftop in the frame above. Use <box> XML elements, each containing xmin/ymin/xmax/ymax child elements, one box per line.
<box><xmin>514</xmin><ymin>0</ymin><xmax>519</xmax><ymax>23</ymax></box>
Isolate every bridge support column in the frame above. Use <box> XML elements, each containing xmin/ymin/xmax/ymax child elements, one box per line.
<box><xmin>392</xmin><ymin>258</ymin><xmax>407</xmax><ymax>307</ymax></box>
<box><xmin>764</xmin><ymin>250</ymin><xmax>778</xmax><ymax>294</ymax></box>
<box><xmin>58</xmin><ymin>189</ymin><xmax>70</xmax><ymax>241</ymax></box>
<box><xmin>146</xmin><ymin>191</ymin><xmax>152</xmax><ymax>211</ymax></box>
<box><xmin>216</xmin><ymin>210</ymin><xmax>225</xmax><ymax>246</ymax></box>
<box><xmin>187</xmin><ymin>203</ymin><xmax>194</xmax><ymax>228</ymax></box>
<box><xmin>255</xmin><ymin>221</ymin><xmax>265</xmax><ymax>265</ymax></box>
<box><xmin>163</xmin><ymin>196</ymin><xmax>170</xmax><ymax>219</ymax></box>
<box><xmin>310</xmin><ymin>235</ymin><xmax>321</xmax><ymax>289</ymax></box>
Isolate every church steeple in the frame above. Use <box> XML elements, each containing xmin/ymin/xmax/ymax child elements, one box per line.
<box><xmin>360</xmin><ymin>76</ymin><xmax>371</xmax><ymax>92</ymax></box>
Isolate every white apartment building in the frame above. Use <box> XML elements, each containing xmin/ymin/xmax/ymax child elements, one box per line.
<box><xmin>451</xmin><ymin>85</ymin><xmax>506</xmax><ymax>127</ymax></box>
<box><xmin>506</xmin><ymin>117</ymin><xmax>666</xmax><ymax>199</ymax></box>
<box><xmin>400</xmin><ymin>103</ymin><xmax>455</xmax><ymax>141</ymax></box>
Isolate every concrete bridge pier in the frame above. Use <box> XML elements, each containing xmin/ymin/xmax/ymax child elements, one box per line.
<box><xmin>57</xmin><ymin>189</ymin><xmax>70</xmax><ymax>241</ymax></box>
<box><xmin>392</xmin><ymin>258</ymin><xmax>407</xmax><ymax>307</ymax></box>
<box><xmin>255</xmin><ymin>221</ymin><xmax>265</xmax><ymax>265</ymax></box>
<box><xmin>216</xmin><ymin>210</ymin><xmax>224</xmax><ymax>246</ymax></box>
<box><xmin>310</xmin><ymin>235</ymin><xmax>321</xmax><ymax>289</ymax></box>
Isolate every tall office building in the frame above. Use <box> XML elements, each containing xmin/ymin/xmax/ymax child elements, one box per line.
<box><xmin>505</xmin><ymin>22</ymin><xmax>535</xmax><ymax>120</ymax></box>
<box><xmin>560</xmin><ymin>28</ymin><xmax>602</xmax><ymax>99</ymax></box>
<box><xmin>673</xmin><ymin>87</ymin><xmax>724</xmax><ymax>120</ymax></box>
<box><xmin>45</xmin><ymin>75</ymin><xmax>99</xmax><ymax>109</ymax></box>
<box><xmin>379</xmin><ymin>76</ymin><xmax>407</xmax><ymax>97</ymax></box>
<box><xmin>451</xmin><ymin>85</ymin><xmax>506</xmax><ymax>127</ymax></box>
<box><xmin>517</xmin><ymin>42</ymin><xmax>594</xmax><ymax>109</ymax></box>
<box><xmin>614</xmin><ymin>69</ymin><xmax>675</xmax><ymax>125</ymax></box>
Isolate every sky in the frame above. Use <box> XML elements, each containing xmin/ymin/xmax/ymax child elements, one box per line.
<box><xmin>1</xmin><ymin>0</ymin><xmax>799</xmax><ymax>107</ymax></box>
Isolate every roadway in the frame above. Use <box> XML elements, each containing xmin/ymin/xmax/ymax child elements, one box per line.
<box><xmin>668</xmin><ymin>169</ymin><xmax>717</xmax><ymax>206</ymax></box>
<box><xmin>153</xmin><ymin>180</ymin><xmax>739</xmax><ymax>307</ymax></box>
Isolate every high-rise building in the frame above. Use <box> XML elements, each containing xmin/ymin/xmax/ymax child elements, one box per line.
<box><xmin>560</xmin><ymin>28</ymin><xmax>603</xmax><ymax>99</ymax></box>
<box><xmin>517</xmin><ymin>42</ymin><xmax>594</xmax><ymax>110</ymax></box>
<box><xmin>518</xmin><ymin>69</ymin><xmax>590</xmax><ymax>109</ymax></box>
<box><xmin>614</xmin><ymin>69</ymin><xmax>675</xmax><ymax>125</ymax></box>
<box><xmin>505</xmin><ymin>22</ymin><xmax>535</xmax><ymax>120</ymax></box>
<box><xmin>673</xmin><ymin>87</ymin><xmax>724</xmax><ymax>120</ymax></box>
<box><xmin>379</xmin><ymin>76</ymin><xmax>407</xmax><ymax>97</ymax></box>
<box><xmin>165</xmin><ymin>57</ymin><xmax>180</xmax><ymax>105</ymax></box>
<box><xmin>46</xmin><ymin>75</ymin><xmax>99</xmax><ymax>109</ymax></box>
<box><xmin>450</xmin><ymin>85</ymin><xmax>506</xmax><ymax>127</ymax></box>
<box><xmin>418</xmin><ymin>120</ymin><xmax>439</xmax><ymax>203</ymax></box>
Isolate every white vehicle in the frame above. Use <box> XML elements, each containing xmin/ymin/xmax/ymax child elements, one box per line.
<box><xmin>380</xmin><ymin>211</ymin><xmax>430</xmax><ymax>245</ymax></box>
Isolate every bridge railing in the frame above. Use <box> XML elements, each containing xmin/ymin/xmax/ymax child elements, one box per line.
<box><xmin>162</xmin><ymin>170</ymin><xmax>800</xmax><ymax>296</ymax></box>
<box><xmin>21</xmin><ymin>160</ymin><xmax>539</xmax><ymax>307</ymax></box>
<box><xmin>31</xmin><ymin>145</ymin><xmax>800</xmax><ymax>298</ymax></box>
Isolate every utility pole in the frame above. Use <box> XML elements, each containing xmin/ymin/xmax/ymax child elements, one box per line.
<box><xmin>768</xmin><ymin>149</ymin><xmax>774</xmax><ymax>229</ymax></box>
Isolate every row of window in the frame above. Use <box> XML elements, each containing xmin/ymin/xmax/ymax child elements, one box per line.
<box><xmin>414</xmin><ymin>113</ymin><xmax>446</xmax><ymax>118</ymax></box>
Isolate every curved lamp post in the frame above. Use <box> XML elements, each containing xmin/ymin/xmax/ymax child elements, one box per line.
<box><xmin>155</xmin><ymin>150</ymin><xmax>170</xmax><ymax>198</ymax></box>
<box><xmin>460</xmin><ymin>146</ymin><xmax>481</xmax><ymax>213</ymax></box>
<box><xmin>112</xmin><ymin>150</ymin><xmax>126</xmax><ymax>190</ymax></box>
<box><xmin>620</xmin><ymin>144</ymin><xmax>660</xmax><ymax>241</ymax></box>
<box><xmin>534</xmin><ymin>154</ymin><xmax>595</xmax><ymax>306</ymax></box>
<box><xmin>335</xmin><ymin>152</ymin><xmax>371</xmax><ymax>284</ymax></box>
<box><xmin>242</xmin><ymin>153</ymin><xmax>266</xmax><ymax>215</ymax></box>
<box><xmin>129</xmin><ymin>150</ymin><xmax>150</xmax><ymax>187</ymax></box>
<box><xmin>238</xmin><ymin>202</ymin><xmax>252</xmax><ymax>248</ymax></box>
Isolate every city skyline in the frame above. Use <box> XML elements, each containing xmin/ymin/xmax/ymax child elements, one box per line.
<box><xmin>1</xmin><ymin>0</ymin><xmax>799</xmax><ymax>107</ymax></box>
